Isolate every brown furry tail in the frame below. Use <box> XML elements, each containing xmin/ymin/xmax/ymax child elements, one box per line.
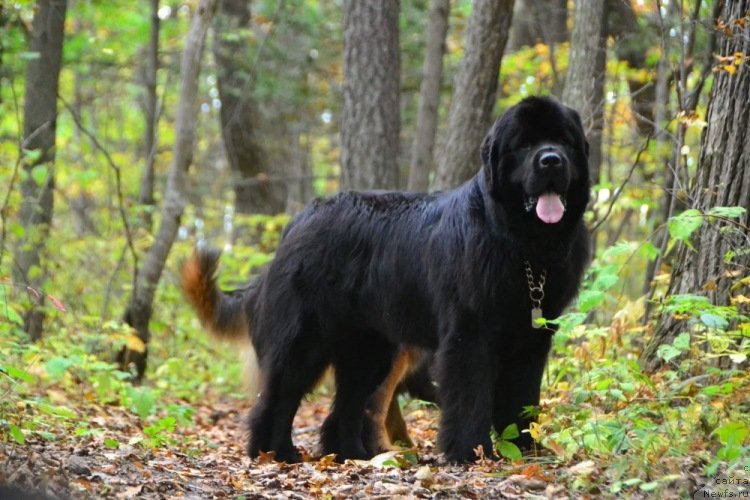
<box><xmin>181</xmin><ymin>248</ymin><xmax>254</xmax><ymax>341</ymax></box>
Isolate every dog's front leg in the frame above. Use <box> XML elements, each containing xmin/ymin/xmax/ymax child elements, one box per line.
<box><xmin>492</xmin><ymin>332</ymin><xmax>551</xmax><ymax>450</ymax></box>
<box><xmin>436</xmin><ymin>328</ymin><xmax>494</xmax><ymax>463</ymax></box>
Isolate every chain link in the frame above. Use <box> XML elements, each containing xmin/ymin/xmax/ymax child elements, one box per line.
<box><xmin>524</xmin><ymin>260</ymin><xmax>547</xmax><ymax>309</ymax></box>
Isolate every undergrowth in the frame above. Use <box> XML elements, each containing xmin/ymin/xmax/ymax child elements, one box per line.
<box><xmin>1</xmin><ymin>208</ymin><xmax>749</xmax><ymax>497</ymax></box>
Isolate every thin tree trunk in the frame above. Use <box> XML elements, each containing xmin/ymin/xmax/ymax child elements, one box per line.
<box><xmin>561</xmin><ymin>0</ymin><xmax>608</xmax><ymax>186</ymax></box>
<box><xmin>12</xmin><ymin>0</ymin><xmax>67</xmax><ymax>341</ymax></box>
<box><xmin>641</xmin><ymin>6</ymin><xmax>675</xmax><ymax>297</ymax></box>
<box><xmin>641</xmin><ymin>0</ymin><xmax>750</xmax><ymax>371</ymax></box>
<box><xmin>506</xmin><ymin>0</ymin><xmax>567</xmax><ymax>51</ymax></box>
<box><xmin>70</xmin><ymin>2</ymin><xmax>97</xmax><ymax>236</ymax></box>
<box><xmin>407</xmin><ymin>0</ymin><xmax>450</xmax><ymax>193</ymax></box>
<box><xmin>431</xmin><ymin>0</ymin><xmax>514</xmax><ymax>191</ymax></box>
<box><xmin>611</xmin><ymin>0</ymin><xmax>656</xmax><ymax>138</ymax></box>
<box><xmin>285</xmin><ymin>127</ymin><xmax>313</xmax><ymax>214</ymax></box>
<box><xmin>214</xmin><ymin>0</ymin><xmax>281</xmax><ymax>214</ymax></box>
<box><xmin>340</xmin><ymin>0</ymin><xmax>400</xmax><ymax>191</ymax></box>
<box><xmin>137</xmin><ymin>0</ymin><xmax>160</xmax><ymax>227</ymax></box>
<box><xmin>120</xmin><ymin>0</ymin><xmax>217</xmax><ymax>379</ymax></box>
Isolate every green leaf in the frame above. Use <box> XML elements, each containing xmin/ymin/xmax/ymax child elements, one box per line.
<box><xmin>706</xmin><ymin>206</ymin><xmax>746</xmax><ymax>219</ymax></box>
<box><xmin>714</xmin><ymin>422</ymin><xmax>749</xmax><ymax>445</ymax></box>
<box><xmin>656</xmin><ymin>344</ymin><xmax>682</xmax><ymax>362</ymax></box>
<box><xmin>9</xmin><ymin>424</ymin><xmax>26</xmax><ymax>445</ymax></box>
<box><xmin>104</xmin><ymin>438</ymin><xmax>120</xmax><ymax>449</ymax></box>
<box><xmin>8</xmin><ymin>222</ymin><xmax>25</xmax><ymax>238</ymax></box>
<box><xmin>700</xmin><ymin>313</ymin><xmax>729</xmax><ymax>330</ymax></box>
<box><xmin>23</xmin><ymin>148</ymin><xmax>43</xmax><ymax>163</ymax></box>
<box><xmin>37</xmin><ymin>431</ymin><xmax>57</xmax><ymax>441</ymax></box>
<box><xmin>30</xmin><ymin>165</ymin><xmax>49</xmax><ymax>186</ymax></box>
<box><xmin>45</xmin><ymin>357</ymin><xmax>73</xmax><ymax>380</ymax></box>
<box><xmin>609</xmin><ymin>388</ymin><xmax>626</xmax><ymax>401</ymax></box>
<box><xmin>500</xmin><ymin>423</ymin><xmax>520</xmax><ymax>440</ymax></box>
<box><xmin>5</xmin><ymin>307</ymin><xmax>24</xmax><ymax>326</ymax></box>
<box><xmin>4</xmin><ymin>366</ymin><xmax>34</xmax><ymax>383</ymax></box>
<box><xmin>639</xmin><ymin>480</ymin><xmax>660</xmax><ymax>492</ymax></box>
<box><xmin>639</xmin><ymin>242</ymin><xmax>660</xmax><ymax>260</ymax></box>
<box><xmin>610</xmin><ymin>481</ymin><xmax>623</xmax><ymax>494</ymax></box>
<box><xmin>128</xmin><ymin>387</ymin><xmax>157</xmax><ymax>419</ymax></box>
<box><xmin>496</xmin><ymin>440</ymin><xmax>522</xmax><ymax>460</ymax></box>
<box><xmin>37</xmin><ymin>402</ymin><xmax>76</xmax><ymax>419</ymax></box>
<box><xmin>673</xmin><ymin>332</ymin><xmax>691</xmax><ymax>350</ymax></box>
<box><xmin>593</xmin><ymin>273</ymin><xmax>619</xmax><ymax>291</ymax></box>
<box><xmin>578</xmin><ymin>290</ymin><xmax>605</xmax><ymax>313</ymax></box>
<box><xmin>667</xmin><ymin>209</ymin><xmax>703</xmax><ymax>245</ymax></box>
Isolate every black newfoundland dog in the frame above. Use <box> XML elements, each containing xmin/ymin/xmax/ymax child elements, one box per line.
<box><xmin>183</xmin><ymin>96</ymin><xmax>591</xmax><ymax>463</ymax></box>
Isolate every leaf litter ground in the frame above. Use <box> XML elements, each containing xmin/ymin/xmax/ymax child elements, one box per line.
<box><xmin>1</xmin><ymin>390</ymin><xmax>579</xmax><ymax>499</ymax></box>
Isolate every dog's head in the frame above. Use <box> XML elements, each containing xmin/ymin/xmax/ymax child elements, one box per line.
<box><xmin>480</xmin><ymin>96</ymin><xmax>590</xmax><ymax>233</ymax></box>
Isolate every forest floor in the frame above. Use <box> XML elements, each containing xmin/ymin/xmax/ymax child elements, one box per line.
<box><xmin>1</xmin><ymin>391</ymin><xmax>612</xmax><ymax>499</ymax></box>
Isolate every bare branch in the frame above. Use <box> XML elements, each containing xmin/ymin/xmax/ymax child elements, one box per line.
<box><xmin>591</xmin><ymin>134</ymin><xmax>652</xmax><ymax>233</ymax></box>
<box><xmin>58</xmin><ymin>94</ymin><xmax>139</xmax><ymax>292</ymax></box>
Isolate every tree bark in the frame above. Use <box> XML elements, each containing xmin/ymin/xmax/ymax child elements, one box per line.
<box><xmin>506</xmin><ymin>0</ymin><xmax>567</xmax><ymax>51</ymax></box>
<box><xmin>641</xmin><ymin>0</ymin><xmax>750</xmax><ymax>371</ymax></box>
<box><xmin>431</xmin><ymin>0</ymin><xmax>514</xmax><ymax>191</ymax></box>
<box><xmin>137</xmin><ymin>0</ymin><xmax>160</xmax><ymax>226</ymax></box>
<box><xmin>12</xmin><ymin>0</ymin><xmax>67</xmax><ymax>341</ymax></box>
<box><xmin>213</xmin><ymin>0</ymin><xmax>281</xmax><ymax>214</ymax></box>
<box><xmin>407</xmin><ymin>0</ymin><xmax>450</xmax><ymax>193</ymax></box>
<box><xmin>561</xmin><ymin>0</ymin><xmax>608</xmax><ymax>186</ymax></box>
<box><xmin>284</xmin><ymin>126</ymin><xmax>313</xmax><ymax>214</ymax></box>
<box><xmin>120</xmin><ymin>0</ymin><xmax>217</xmax><ymax>379</ymax></box>
<box><xmin>340</xmin><ymin>0</ymin><xmax>400</xmax><ymax>191</ymax></box>
<box><xmin>611</xmin><ymin>0</ymin><xmax>657</xmax><ymax>138</ymax></box>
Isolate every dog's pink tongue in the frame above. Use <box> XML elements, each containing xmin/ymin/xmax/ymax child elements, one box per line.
<box><xmin>535</xmin><ymin>193</ymin><xmax>565</xmax><ymax>224</ymax></box>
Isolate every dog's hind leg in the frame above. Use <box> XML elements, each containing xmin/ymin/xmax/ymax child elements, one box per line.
<box><xmin>247</xmin><ymin>322</ymin><xmax>328</xmax><ymax>463</ymax></box>
<box><xmin>321</xmin><ymin>332</ymin><xmax>397</xmax><ymax>461</ymax></box>
<box><xmin>365</xmin><ymin>347</ymin><xmax>414</xmax><ymax>452</ymax></box>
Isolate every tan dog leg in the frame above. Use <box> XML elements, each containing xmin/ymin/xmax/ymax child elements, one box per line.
<box><xmin>367</xmin><ymin>348</ymin><xmax>412</xmax><ymax>451</ymax></box>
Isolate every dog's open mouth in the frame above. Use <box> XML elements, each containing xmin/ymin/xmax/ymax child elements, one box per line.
<box><xmin>524</xmin><ymin>193</ymin><xmax>567</xmax><ymax>224</ymax></box>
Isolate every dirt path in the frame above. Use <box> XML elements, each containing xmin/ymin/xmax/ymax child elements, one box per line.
<box><xmin>0</xmin><ymin>394</ymin><xmax>569</xmax><ymax>499</ymax></box>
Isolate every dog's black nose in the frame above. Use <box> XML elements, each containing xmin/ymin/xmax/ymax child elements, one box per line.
<box><xmin>539</xmin><ymin>151</ymin><xmax>563</xmax><ymax>168</ymax></box>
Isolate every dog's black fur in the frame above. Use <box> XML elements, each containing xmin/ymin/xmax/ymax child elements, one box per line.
<box><xmin>189</xmin><ymin>96</ymin><xmax>591</xmax><ymax>463</ymax></box>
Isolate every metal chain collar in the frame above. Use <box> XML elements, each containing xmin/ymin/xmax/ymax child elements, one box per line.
<box><xmin>524</xmin><ymin>260</ymin><xmax>547</xmax><ymax>329</ymax></box>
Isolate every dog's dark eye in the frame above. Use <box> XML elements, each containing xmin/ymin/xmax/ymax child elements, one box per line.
<box><xmin>559</xmin><ymin>136</ymin><xmax>576</xmax><ymax>148</ymax></box>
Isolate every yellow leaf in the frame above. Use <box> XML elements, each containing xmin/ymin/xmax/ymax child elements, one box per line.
<box><xmin>47</xmin><ymin>389</ymin><xmax>68</xmax><ymax>404</ymax></box>
<box><xmin>653</xmin><ymin>272</ymin><xmax>671</xmax><ymax>285</ymax></box>
<box><xmin>528</xmin><ymin>422</ymin><xmax>541</xmax><ymax>441</ymax></box>
<box><xmin>613</xmin><ymin>298</ymin><xmax>645</xmax><ymax>326</ymax></box>
<box><xmin>126</xmin><ymin>334</ymin><xmax>146</xmax><ymax>353</ymax></box>
<box><xmin>731</xmin><ymin>295</ymin><xmax>750</xmax><ymax>305</ymax></box>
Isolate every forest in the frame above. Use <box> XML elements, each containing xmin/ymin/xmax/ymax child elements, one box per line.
<box><xmin>1</xmin><ymin>0</ymin><xmax>749</xmax><ymax>497</ymax></box>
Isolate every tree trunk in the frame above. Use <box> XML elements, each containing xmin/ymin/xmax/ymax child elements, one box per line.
<box><xmin>506</xmin><ymin>0</ymin><xmax>567</xmax><ymax>51</ymax></box>
<box><xmin>284</xmin><ymin>126</ymin><xmax>313</xmax><ymax>214</ymax></box>
<box><xmin>431</xmin><ymin>0</ymin><xmax>514</xmax><ymax>191</ymax></box>
<box><xmin>340</xmin><ymin>0</ymin><xmax>400</xmax><ymax>191</ymax></box>
<box><xmin>561</xmin><ymin>0</ymin><xmax>608</xmax><ymax>186</ymax></box>
<box><xmin>12</xmin><ymin>0</ymin><xmax>67</xmax><ymax>341</ymax></box>
<box><xmin>611</xmin><ymin>0</ymin><xmax>657</xmax><ymax>138</ymax></box>
<box><xmin>213</xmin><ymin>0</ymin><xmax>281</xmax><ymax>214</ymax></box>
<box><xmin>407</xmin><ymin>0</ymin><xmax>450</xmax><ymax>193</ymax></box>
<box><xmin>641</xmin><ymin>0</ymin><xmax>750</xmax><ymax>371</ymax></box>
<box><xmin>137</xmin><ymin>0</ymin><xmax>160</xmax><ymax>227</ymax></box>
<box><xmin>120</xmin><ymin>0</ymin><xmax>217</xmax><ymax>380</ymax></box>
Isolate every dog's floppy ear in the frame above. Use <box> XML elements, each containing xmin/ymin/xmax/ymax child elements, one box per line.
<box><xmin>481</xmin><ymin>118</ymin><xmax>504</xmax><ymax>193</ymax></box>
